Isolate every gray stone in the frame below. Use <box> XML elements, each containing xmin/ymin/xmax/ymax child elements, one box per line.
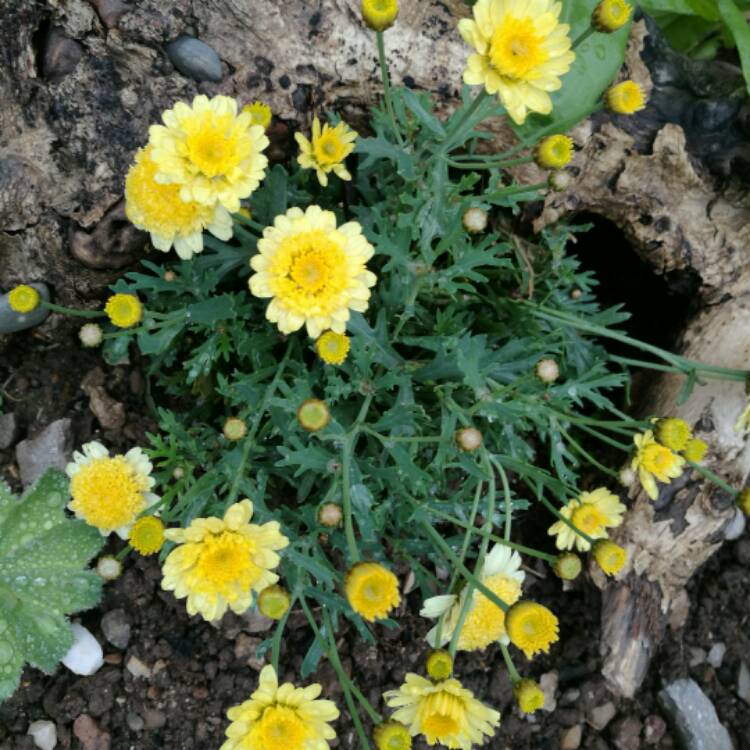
<box><xmin>723</xmin><ymin>508</ymin><xmax>746</xmax><ymax>541</ymax></box>
<box><xmin>560</xmin><ymin>724</ymin><xmax>583</xmax><ymax>750</ymax></box>
<box><xmin>539</xmin><ymin>671</ymin><xmax>558</xmax><ymax>713</ymax></box>
<box><xmin>737</xmin><ymin>662</ymin><xmax>750</xmax><ymax>705</ymax></box>
<box><xmin>15</xmin><ymin>418</ymin><xmax>73</xmax><ymax>487</ymax></box>
<box><xmin>588</xmin><ymin>701</ymin><xmax>617</xmax><ymax>731</ymax></box>
<box><xmin>644</xmin><ymin>715</ymin><xmax>667</xmax><ymax>745</ymax></box>
<box><xmin>126</xmin><ymin>655</ymin><xmax>151</xmax><ymax>679</ymax></box>
<box><xmin>100</xmin><ymin>609</ymin><xmax>131</xmax><ymax>650</ymax></box>
<box><xmin>27</xmin><ymin>720</ymin><xmax>57</xmax><ymax>750</ymax></box>
<box><xmin>126</xmin><ymin>713</ymin><xmax>144</xmax><ymax>732</ymax></box>
<box><xmin>165</xmin><ymin>36</ymin><xmax>222</xmax><ymax>82</ymax></box>
<box><xmin>688</xmin><ymin>647</ymin><xmax>706</xmax><ymax>667</ymax></box>
<box><xmin>658</xmin><ymin>678</ymin><xmax>733</xmax><ymax>750</ymax></box>
<box><xmin>0</xmin><ymin>412</ymin><xmax>19</xmax><ymax>450</ymax></box>
<box><xmin>0</xmin><ymin>282</ymin><xmax>50</xmax><ymax>334</ymax></box>
<box><xmin>707</xmin><ymin>642</ymin><xmax>726</xmax><ymax>669</ymax></box>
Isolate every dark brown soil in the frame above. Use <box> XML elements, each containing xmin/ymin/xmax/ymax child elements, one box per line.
<box><xmin>1</xmin><ymin>332</ymin><xmax>749</xmax><ymax>750</ymax></box>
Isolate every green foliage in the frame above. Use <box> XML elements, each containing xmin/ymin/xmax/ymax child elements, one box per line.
<box><xmin>0</xmin><ymin>471</ymin><xmax>103</xmax><ymax>701</ymax></box>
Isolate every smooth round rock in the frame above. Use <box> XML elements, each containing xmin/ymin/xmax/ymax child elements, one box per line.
<box><xmin>0</xmin><ymin>282</ymin><xmax>50</xmax><ymax>334</ymax></box>
<box><xmin>166</xmin><ymin>36</ymin><xmax>222</xmax><ymax>82</ymax></box>
<box><xmin>61</xmin><ymin>623</ymin><xmax>104</xmax><ymax>676</ymax></box>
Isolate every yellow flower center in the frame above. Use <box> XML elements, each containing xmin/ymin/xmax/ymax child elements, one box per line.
<box><xmin>490</xmin><ymin>17</ymin><xmax>548</xmax><ymax>80</ymax></box>
<box><xmin>506</xmin><ymin>601</ymin><xmax>560</xmax><ymax>658</ymax></box>
<box><xmin>458</xmin><ymin>574</ymin><xmax>521</xmax><ymax>650</ymax></box>
<box><xmin>420</xmin><ymin>691</ymin><xmax>462</xmax><ymax>740</ymax></box>
<box><xmin>570</xmin><ymin>505</ymin><xmax>607</xmax><ymax>536</ymax></box>
<box><xmin>194</xmin><ymin>530</ymin><xmax>261</xmax><ymax>593</ymax></box>
<box><xmin>129</xmin><ymin>516</ymin><xmax>165</xmax><ymax>555</ymax></box>
<box><xmin>257</xmin><ymin>706</ymin><xmax>310</xmax><ymax>750</ymax></box>
<box><xmin>184</xmin><ymin>113</ymin><xmax>249</xmax><ymax>177</ymax></box>
<box><xmin>313</xmin><ymin>131</ymin><xmax>349</xmax><ymax>167</ymax></box>
<box><xmin>345</xmin><ymin>562</ymin><xmax>400</xmax><ymax>622</ymax></box>
<box><xmin>316</xmin><ymin>331</ymin><xmax>350</xmax><ymax>365</ymax></box>
<box><xmin>70</xmin><ymin>456</ymin><xmax>147</xmax><ymax>531</ymax></box>
<box><xmin>641</xmin><ymin>444</ymin><xmax>676</xmax><ymax>477</ymax></box>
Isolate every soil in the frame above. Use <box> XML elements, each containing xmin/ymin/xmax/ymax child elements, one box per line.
<box><xmin>1</xmin><ymin>326</ymin><xmax>749</xmax><ymax>750</ymax></box>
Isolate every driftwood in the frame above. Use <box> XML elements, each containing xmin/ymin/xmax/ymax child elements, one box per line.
<box><xmin>1</xmin><ymin>0</ymin><xmax>749</xmax><ymax>699</ymax></box>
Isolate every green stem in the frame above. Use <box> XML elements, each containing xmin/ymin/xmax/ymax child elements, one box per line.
<box><xmin>41</xmin><ymin>300</ymin><xmax>104</xmax><ymax>319</ymax></box>
<box><xmin>445</xmin><ymin>155</ymin><xmax>534</xmax><ymax>170</ymax></box>
<box><xmin>689</xmin><ymin>460</ymin><xmax>739</xmax><ymax>497</ymax></box>
<box><xmin>376</xmin><ymin>31</ymin><xmax>405</xmax><ymax>146</ymax></box>
<box><xmin>363</xmin><ymin>427</ymin><xmax>444</xmax><ymax>444</ymax></box>
<box><xmin>572</xmin><ymin>26</ymin><xmax>596</xmax><ymax>49</ymax></box>
<box><xmin>341</xmin><ymin>438</ymin><xmax>361</xmax><ymax>564</ymax></box>
<box><xmin>485</xmin><ymin>182</ymin><xmax>548</xmax><ymax>199</ymax></box>
<box><xmin>574</xmin><ymin>422</ymin><xmax>632</xmax><ymax>452</ymax></box>
<box><xmin>556</xmin><ymin>422</ymin><xmax>620</xmax><ymax>479</ymax></box>
<box><xmin>500</xmin><ymin>642</ymin><xmax>522</xmax><ymax>683</ymax></box>
<box><xmin>441</xmin><ymin>90</ymin><xmax>488</xmax><ymax>150</ymax></box>
<box><xmin>493</xmin><ymin>456</ymin><xmax>513</xmax><ymax>541</ymax></box>
<box><xmin>270</xmin><ymin>593</ymin><xmax>296</xmax><ymax>672</ymax></box>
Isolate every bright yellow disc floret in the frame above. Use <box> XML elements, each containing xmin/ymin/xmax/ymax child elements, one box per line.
<box><xmin>105</xmin><ymin>293</ymin><xmax>143</xmax><ymax>328</ymax></box>
<box><xmin>316</xmin><ymin>331</ymin><xmax>351</xmax><ymax>365</ymax></box>
<box><xmin>631</xmin><ymin>430</ymin><xmax>685</xmax><ymax>500</ymax></box>
<box><xmin>345</xmin><ymin>562</ymin><xmax>401</xmax><ymax>622</ymax></box>
<box><xmin>592</xmin><ymin>0</ymin><xmax>632</xmax><ymax>32</ymax></box>
<box><xmin>295</xmin><ymin>117</ymin><xmax>358</xmax><ymax>187</ymax></box>
<box><xmin>654</xmin><ymin>417</ymin><xmax>692</xmax><ymax>451</ymax></box>
<box><xmin>534</xmin><ymin>135</ymin><xmax>574</xmax><ymax>169</ymax></box>
<box><xmin>456</xmin><ymin>572</ymin><xmax>521</xmax><ymax>650</ymax></box>
<box><xmin>374</xmin><ymin>721</ymin><xmax>412</xmax><ymax>750</ymax></box>
<box><xmin>592</xmin><ymin>540</ymin><xmax>627</xmax><ymax>576</ymax></box>
<box><xmin>129</xmin><ymin>515</ymin><xmax>166</xmax><ymax>555</ymax></box>
<box><xmin>683</xmin><ymin>438</ymin><xmax>708</xmax><ymax>463</ymax></box>
<box><xmin>506</xmin><ymin>601</ymin><xmax>560</xmax><ymax>659</ymax></box>
<box><xmin>425</xmin><ymin>650</ymin><xmax>453</xmax><ymax>681</ymax></box>
<box><xmin>514</xmin><ymin>678</ymin><xmax>545</xmax><ymax>714</ymax></box>
<box><xmin>605</xmin><ymin>80</ymin><xmax>647</xmax><ymax>115</ymax></box>
<box><xmin>242</xmin><ymin>101</ymin><xmax>272</xmax><ymax>130</ymax></box>
<box><xmin>361</xmin><ymin>0</ymin><xmax>399</xmax><ymax>32</ymax></box>
<box><xmin>8</xmin><ymin>285</ymin><xmax>41</xmax><ymax>314</ymax></box>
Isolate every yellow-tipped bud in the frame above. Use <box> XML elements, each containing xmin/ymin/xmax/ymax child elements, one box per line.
<box><xmin>258</xmin><ymin>585</ymin><xmax>292</xmax><ymax>620</ymax></box>
<box><xmin>683</xmin><ymin>438</ymin><xmax>708</xmax><ymax>463</ymax></box>
<box><xmin>514</xmin><ymin>678</ymin><xmax>545</xmax><ymax>714</ymax></box>
<box><xmin>605</xmin><ymin>81</ymin><xmax>647</xmax><ymax>115</ymax></box>
<box><xmin>242</xmin><ymin>101</ymin><xmax>272</xmax><ymax>130</ymax></box>
<box><xmin>297</xmin><ymin>399</ymin><xmax>331</xmax><ymax>432</ymax></box>
<box><xmin>738</xmin><ymin>488</ymin><xmax>750</xmax><ymax>516</ymax></box>
<box><xmin>374</xmin><ymin>721</ymin><xmax>412</xmax><ymax>750</ymax></box>
<box><xmin>535</xmin><ymin>358</ymin><xmax>560</xmax><ymax>383</ymax></box>
<box><xmin>592</xmin><ymin>0</ymin><xmax>633</xmax><ymax>32</ymax></box>
<box><xmin>455</xmin><ymin>427</ymin><xmax>483</xmax><ymax>452</ymax></box>
<box><xmin>462</xmin><ymin>207</ymin><xmax>488</xmax><ymax>234</ymax></box>
<box><xmin>592</xmin><ymin>539</ymin><xmax>627</xmax><ymax>576</ymax></box>
<box><xmin>8</xmin><ymin>284</ymin><xmax>41</xmax><ymax>314</ymax></box>
<box><xmin>105</xmin><ymin>293</ymin><xmax>143</xmax><ymax>328</ymax></box>
<box><xmin>318</xmin><ymin>502</ymin><xmax>343</xmax><ymax>527</ymax></box>
<box><xmin>654</xmin><ymin>418</ymin><xmax>692</xmax><ymax>451</ymax></box>
<box><xmin>316</xmin><ymin>331</ymin><xmax>350</xmax><ymax>365</ymax></box>
<box><xmin>129</xmin><ymin>516</ymin><xmax>165</xmax><ymax>556</ymax></box>
<box><xmin>361</xmin><ymin>0</ymin><xmax>399</xmax><ymax>31</ymax></box>
<box><xmin>553</xmin><ymin>552</ymin><xmax>582</xmax><ymax>581</ymax></box>
<box><xmin>534</xmin><ymin>135</ymin><xmax>574</xmax><ymax>170</ymax></box>
<box><xmin>223</xmin><ymin>417</ymin><xmax>248</xmax><ymax>441</ymax></box>
<box><xmin>426</xmin><ymin>650</ymin><xmax>453</xmax><ymax>681</ymax></box>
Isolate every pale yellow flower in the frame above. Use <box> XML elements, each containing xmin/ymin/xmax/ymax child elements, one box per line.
<box><xmin>547</xmin><ymin>487</ymin><xmax>626</xmax><ymax>552</ymax></box>
<box><xmin>631</xmin><ymin>430</ymin><xmax>685</xmax><ymax>500</ymax></box>
<box><xmin>345</xmin><ymin>562</ymin><xmax>401</xmax><ymax>622</ymax></box>
<box><xmin>295</xmin><ymin>117</ymin><xmax>358</xmax><ymax>187</ymax></box>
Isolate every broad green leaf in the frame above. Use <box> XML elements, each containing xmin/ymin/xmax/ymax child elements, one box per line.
<box><xmin>717</xmin><ymin>0</ymin><xmax>750</xmax><ymax>96</ymax></box>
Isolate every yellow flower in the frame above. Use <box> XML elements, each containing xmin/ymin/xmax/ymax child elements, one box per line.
<box><xmin>683</xmin><ymin>438</ymin><xmax>708</xmax><ymax>463</ymax></box>
<box><xmin>105</xmin><ymin>293</ymin><xmax>143</xmax><ymax>328</ymax></box>
<box><xmin>458</xmin><ymin>0</ymin><xmax>575</xmax><ymax>125</ymax></box>
<box><xmin>631</xmin><ymin>430</ymin><xmax>685</xmax><ymax>500</ymax></box>
<box><xmin>345</xmin><ymin>562</ymin><xmax>401</xmax><ymax>622</ymax></box>
<box><xmin>297</xmin><ymin>399</ymin><xmax>331</xmax><ymax>432</ymax></box>
<box><xmin>220</xmin><ymin>665</ymin><xmax>340</xmax><ymax>750</ymax></box>
<box><xmin>421</xmin><ymin>545</ymin><xmax>524</xmax><ymax>651</ymax></box>
<box><xmin>8</xmin><ymin>285</ymin><xmax>41</xmax><ymax>314</ymax></box>
<box><xmin>534</xmin><ymin>135</ymin><xmax>574</xmax><ymax>169</ymax></box>
<box><xmin>605</xmin><ymin>80</ymin><xmax>646</xmax><ymax>115</ymax></box>
<box><xmin>513</xmin><ymin>679</ymin><xmax>545</xmax><ymax>714</ymax></box>
<box><xmin>592</xmin><ymin>0</ymin><xmax>632</xmax><ymax>32</ymax></box>
<box><xmin>257</xmin><ymin>584</ymin><xmax>291</xmax><ymax>620</ymax></box>
<box><xmin>654</xmin><ymin>417</ymin><xmax>692</xmax><ymax>451</ymax></box>
<box><xmin>506</xmin><ymin>601</ymin><xmax>559</xmax><ymax>659</ymax></box>
<box><xmin>374</xmin><ymin>721</ymin><xmax>412</xmax><ymax>750</ymax></box>
<box><xmin>149</xmin><ymin>94</ymin><xmax>269</xmax><ymax>212</ymax></box>
<box><xmin>66</xmin><ymin>441</ymin><xmax>159</xmax><ymax>538</ymax></box>
<box><xmin>161</xmin><ymin>499</ymin><xmax>289</xmax><ymax>621</ymax></box>
<box><xmin>547</xmin><ymin>487</ymin><xmax>626</xmax><ymax>552</ymax></box>
<box><xmin>129</xmin><ymin>516</ymin><xmax>165</xmax><ymax>555</ymax></box>
<box><xmin>738</xmin><ymin>488</ymin><xmax>750</xmax><ymax>516</ymax></box>
<box><xmin>361</xmin><ymin>0</ymin><xmax>399</xmax><ymax>32</ymax></box>
<box><xmin>248</xmin><ymin>205</ymin><xmax>377</xmax><ymax>337</ymax></box>
<box><xmin>125</xmin><ymin>145</ymin><xmax>233</xmax><ymax>260</ymax></box>
<box><xmin>316</xmin><ymin>331</ymin><xmax>350</xmax><ymax>365</ymax></box>
<box><xmin>592</xmin><ymin>540</ymin><xmax>626</xmax><ymax>576</ymax></box>
<box><xmin>295</xmin><ymin>118</ymin><xmax>358</xmax><ymax>187</ymax></box>
<box><xmin>426</xmin><ymin>650</ymin><xmax>453</xmax><ymax>681</ymax></box>
<box><xmin>384</xmin><ymin>673</ymin><xmax>500</xmax><ymax>750</ymax></box>
<box><xmin>223</xmin><ymin>417</ymin><xmax>248</xmax><ymax>441</ymax></box>
<box><xmin>242</xmin><ymin>101</ymin><xmax>272</xmax><ymax>130</ymax></box>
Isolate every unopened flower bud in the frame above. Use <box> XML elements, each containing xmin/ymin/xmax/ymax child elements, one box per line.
<box><xmin>553</xmin><ymin>552</ymin><xmax>582</xmax><ymax>581</ymax></box>
<box><xmin>318</xmin><ymin>502</ymin><xmax>343</xmax><ymax>527</ymax></box>
<box><xmin>535</xmin><ymin>358</ymin><xmax>560</xmax><ymax>383</ymax></box>
<box><xmin>361</xmin><ymin>0</ymin><xmax>399</xmax><ymax>32</ymax></box>
<box><xmin>462</xmin><ymin>207</ymin><xmax>488</xmax><ymax>234</ymax></box>
<box><xmin>455</xmin><ymin>427</ymin><xmax>482</xmax><ymax>452</ymax></box>
<box><xmin>258</xmin><ymin>585</ymin><xmax>291</xmax><ymax>620</ymax></box>
<box><xmin>548</xmin><ymin>169</ymin><xmax>573</xmax><ymax>192</ymax></box>
<box><xmin>223</xmin><ymin>417</ymin><xmax>247</xmax><ymax>441</ymax></box>
<box><xmin>297</xmin><ymin>399</ymin><xmax>331</xmax><ymax>432</ymax></box>
<box><xmin>592</xmin><ymin>540</ymin><xmax>627</xmax><ymax>576</ymax></box>
<box><xmin>605</xmin><ymin>80</ymin><xmax>647</xmax><ymax>115</ymax></box>
<box><xmin>164</xmin><ymin>270</ymin><xmax>176</xmax><ymax>282</ymax></box>
<box><xmin>426</xmin><ymin>650</ymin><xmax>453</xmax><ymax>681</ymax></box>
<box><xmin>513</xmin><ymin>678</ymin><xmax>545</xmax><ymax>714</ymax></box>
<box><xmin>592</xmin><ymin>0</ymin><xmax>633</xmax><ymax>32</ymax></box>
<box><xmin>79</xmin><ymin>323</ymin><xmax>103</xmax><ymax>348</ymax></box>
<box><xmin>738</xmin><ymin>488</ymin><xmax>750</xmax><ymax>516</ymax></box>
<box><xmin>172</xmin><ymin>466</ymin><xmax>185</xmax><ymax>480</ymax></box>
<box><xmin>654</xmin><ymin>417</ymin><xmax>692</xmax><ymax>451</ymax></box>
<box><xmin>683</xmin><ymin>438</ymin><xmax>708</xmax><ymax>463</ymax></box>
<box><xmin>570</xmin><ymin>287</ymin><xmax>582</xmax><ymax>300</ymax></box>
<box><xmin>96</xmin><ymin>555</ymin><xmax>123</xmax><ymax>581</ymax></box>
<box><xmin>618</xmin><ymin>466</ymin><xmax>636</xmax><ymax>487</ymax></box>
<box><xmin>534</xmin><ymin>135</ymin><xmax>573</xmax><ymax>170</ymax></box>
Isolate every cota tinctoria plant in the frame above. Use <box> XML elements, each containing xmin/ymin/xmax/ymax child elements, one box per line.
<box><xmin>0</xmin><ymin>470</ymin><xmax>103</xmax><ymax>701</ymax></box>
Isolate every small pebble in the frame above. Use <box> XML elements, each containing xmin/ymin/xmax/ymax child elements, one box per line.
<box><xmin>142</xmin><ymin>709</ymin><xmax>166</xmax><ymax>730</ymax></box>
<box><xmin>27</xmin><ymin>720</ymin><xmax>57</xmax><ymax>750</ymax></box>
<box><xmin>101</xmin><ymin>609</ymin><xmax>131</xmax><ymax>650</ymax></box>
<box><xmin>539</xmin><ymin>671</ymin><xmax>558</xmax><ymax>713</ymax></box>
<box><xmin>734</xmin><ymin>539</ymin><xmax>750</xmax><ymax>565</ymax></box>
<box><xmin>126</xmin><ymin>655</ymin><xmax>152</xmax><ymax>679</ymax></box>
<box><xmin>0</xmin><ymin>282</ymin><xmax>50</xmax><ymax>335</ymax></box>
<box><xmin>61</xmin><ymin>624</ymin><xmax>104</xmax><ymax>676</ymax></box>
<box><xmin>560</xmin><ymin>724</ymin><xmax>583</xmax><ymax>750</ymax></box>
<box><xmin>723</xmin><ymin>508</ymin><xmax>746</xmax><ymax>541</ymax></box>
<box><xmin>688</xmin><ymin>647</ymin><xmax>706</xmax><ymax>667</ymax></box>
<box><xmin>559</xmin><ymin>688</ymin><xmax>581</xmax><ymax>707</ymax></box>
<box><xmin>737</xmin><ymin>661</ymin><xmax>750</xmax><ymax>705</ymax></box>
<box><xmin>644</xmin><ymin>714</ymin><xmax>667</xmax><ymax>745</ymax></box>
<box><xmin>165</xmin><ymin>36</ymin><xmax>222</xmax><ymax>82</ymax></box>
<box><xmin>707</xmin><ymin>643</ymin><xmax>726</xmax><ymax>669</ymax></box>
<box><xmin>126</xmin><ymin>713</ymin><xmax>144</xmax><ymax>732</ymax></box>
<box><xmin>588</xmin><ymin>701</ymin><xmax>617</xmax><ymax>731</ymax></box>
<box><xmin>0</xmin><ymin>412</ymin><xmax>19</xmax><ymax>450</ymax></box>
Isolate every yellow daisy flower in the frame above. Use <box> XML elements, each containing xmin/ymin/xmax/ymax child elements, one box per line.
<box><xmin>361</xmin><ymin>0</ymin><xmax>399</xmax><ymax>32</ymax></box>
<box><xmin>316</xmin><ymin>331</ymin><xmax>350</xmax><ymax>365</ymax></box>
<box><xmin>105</xmin><ymin>293</ymin><xmax>143</xmax><ymax>328</ymax></box>
<box><xmin>345</xmin><ymin>562</ymin><xmax>401</xmax><ymax>622</ymax></box>
<box><xmin>161</xmin><ymin>499</ymin><xmax>289</xmax><ymax>622</ymax></box>
<box><xmin>458</xmin><ymin>0</ymin><xmax>575</xmax><ymax>124</ymax></box>
<box><xmin>248</xmin><ymin>205</ymin><xmax>377</xmax><ymax>338</ymax></box>
<box><xmin>683</xmin><ymin>438</ymin><xmax>708</xmax><ymax>463</ymax></box>
<box><xmin>654</xmin><ymin>417</ymin><xmax>692</xmax><ymax>452</ymax></box>
<box><xmin>125</xmin><ymin>145</ymin><xmax>233</xmax><ymax>260</ymax></box>
<box><xmin>8</xmin><ymin>284</ymin><xmax>41</xmax><ymax>314</ymax></box>
<box><xmin>149</xmin><ymin>94</ymin><xmax>269</xmax><ymax>212</ymax></box>
<box><xmin>129</xmin><ymin>515</ymin><xmax>165</xmax><ymax>556</ymax></box>
<box><xmin>631</xmin><ymin>430</ymin><xmax>685</xmax><ymax>500</ymax></box>
<box><xmin>534</xmin><ymin>134</ymin><xmax>574</xmax><ymax>169</ymax></box>
<box><xmin>547</xmin><ymin>487</ymin><xmax>626</xmax><ymax>552</ymax></box>
<box><xmin>425</xmin><ymin>650</ymin><xmax>453</xmax><ymax>681</ymax></box>
<box><xmin>592</xmin><ymin>0</ymin><xmax>632</xmax><ymax>33</ymax></box>
<box><xmin>605</xmin><ymin>80</ymin><xmax>646</xmax><ymax>115</ymax></box>
<box><xmin>384</xmin><ymin>673</ymin><xmax>500</xmax><ymax>749</ymax></box>
<box><xmin>220</xmin><ymin>665</ymin><xmax>340</xmax><ymax>750</ymax></box>
<box><xmin>374</xmin><ymin>721</ymin><xmax>412</xmax><ymax>750</ymax></box>
<box><xmin>592</xmin><ymin>540</ymin><xmax>627</xmax><ymax>576</ymax></box>
<box><xmin>295</xmin><ymin>117</ymin><xmax>358</xmax><ymax>187</ymax></box>
<box><xmin>65</xmin><ymin>441</ymin><xmax>159</xmax><ymax>538</ymax></box>
<box><xmin>505</xmin><ymin>601</ymin><xmax>559</xmax><ymax>659</ymax></box>
<box><xmin>297</xmin><ymin>399</ymin><xmax>331</xmax><ymax>432</ymax></box>
<box><xmin>421</xmin><ymin>545</ymin><xmax>524</xmax><ymax>651</ymax></box>
<box><xmin>242</xmin><ymin>101</ymin><xmax>272</xmax><ymax>130</ymax></box>
<box><xmin>513</xmin><ymin>679</ymin><xmax>545</xmax><ymax>714</ymax></box>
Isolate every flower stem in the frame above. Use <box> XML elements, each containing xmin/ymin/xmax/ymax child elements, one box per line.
<box><xmin>376</xmin><ymin>31</ymin><xmax>405</xmax><ymax>146</ymax></box>
<box><xmin>500</xmin><ymin>642</ymin><xmax>522</xmax><ymax>683</ymax></box>
<box><xmin>441</xmin><ymin>89</ymin><xmax>488</xmax><ymax>151</ymax></box>
<box><xmin>41</xmin><ymin>300</ymin><xmax>104</xmax><ymax>319</ymax></box>
<box><xmin>688</xmin><ymin>460</ymin><xmax>739</xmax><ymax>498</ymax></box>
<box><xmin>445</xmin><ymin>155</ymin><xmax>534</xmax><ymax>170</ymax></box>
<box><xmin>341</xmin><ymin>438</ymin><xmax>361</xmax><ymax>564</ymax></box>
<box><xmin>572</xmin><ymin>26</ymin><xmax>596</xmax><ymax>49</ymax></box>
